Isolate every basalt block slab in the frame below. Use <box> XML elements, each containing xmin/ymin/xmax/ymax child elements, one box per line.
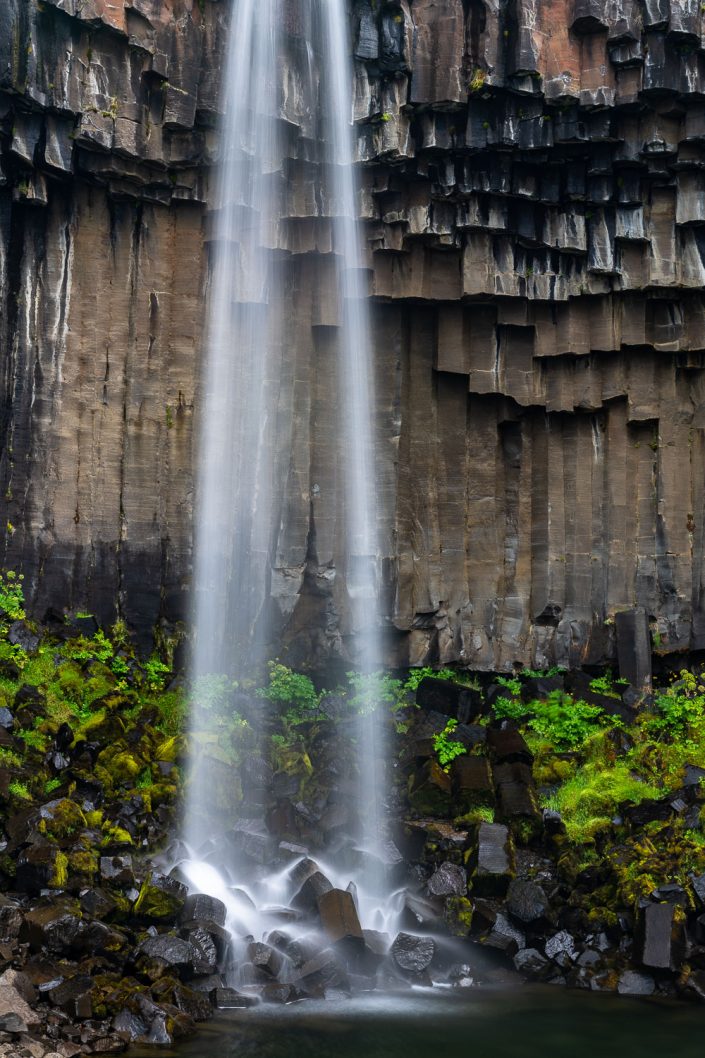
<box><xmin>637</xmin><ymin>902</ymin><xmax>684</xmax><ymax>971</ymax></box>
<box><xmin>450</xmin><ymin>756</ymin><xmax>495</xmax><ymax>812</ymax></box>
<box><xmin>415</xmin><ymin>678</ymin><xmax>483</xmax><ymax>723</ymax></box>
<box><xmin>615</xmin><ymin>607</ymin><xmax>652</xmax><ymax>692</ymax></box>
<box><xmin>467</xmin><ymin>822</ymin><xmax>515</xmax><ymax>897</ymax></box>
<box><xmin>317</xmin><ymin>888</ymin><xmax>364</xmax><ymax>949</ymax></box>
<box><xmin>407</xmin><ymin>759</ymin><xmax>452</xmax><ymax>817</ymax></box>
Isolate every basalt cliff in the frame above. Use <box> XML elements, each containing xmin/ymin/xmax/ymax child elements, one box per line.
<box><xmin>2</xmin><ymin>0</ymin><xmax>705</xmax><ymax>671</ymax></box>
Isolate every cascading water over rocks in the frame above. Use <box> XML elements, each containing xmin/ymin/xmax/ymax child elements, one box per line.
<box><xmin>180</xmin><ymin>0</ymin><xmax>396</xmax><ymax>979</ymax></box>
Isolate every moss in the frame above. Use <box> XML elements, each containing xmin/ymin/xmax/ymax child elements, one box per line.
<box><xmin>543</xmin><ymin>760</ymin><xmax>660</xmax><ymax>844</ymax></box>
<box><xmin>39</xmin><ymin>798</ymin><xmax>87</xmax><ymax>839</ymax></box>
<box><xmin>101</xmin><ymin>824</ymin><xmax>133</xmax><ymax>848</ymax></box>
<box><xmin>50</xmin><ymin>851</ymin><xmax>69</xmax><ymax>888</ymax></box>
<box><xmin>444</xmin><ymin>895</ymin><xmax>474</xmax><ymax>936</ymax></box>
<box><xmin>133</xmin><ymin>873</ymin><xmax>184</xmax><ymax>920</ymax></box>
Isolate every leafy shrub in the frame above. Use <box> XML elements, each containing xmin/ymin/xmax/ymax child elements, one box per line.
<box><xmin>433</xmin><ymin>719</ymin><xmax>467</xmax><ymax>769</ymax></box>
<box><xmin>403</xmin><ymin>667</ymin><xmax>455</xmax><ymax>693</ymax></box>
<box><xmin>257</xmin><ymin>662</ymin><xmax>323</xmax><ymax>724</ymax></box>
<box><xmin>143</xmin><ymin>654</ymin><xmax>170</xmax><ymax>690</ymax></box>
<box><xmin>494</xmin><ymin>689</ymin><xmax>619</xmax><ymax>750</ymax></box>
<box><xmin>0</xmin><ymin>571</ymin><xmax>25</xmax><ymax>623</ymax></box>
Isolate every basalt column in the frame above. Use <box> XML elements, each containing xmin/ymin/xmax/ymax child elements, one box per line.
<box><xmin>3</xmin><ymin>0</ymin><xmax>705</xmax><ymax>671</ymax></box>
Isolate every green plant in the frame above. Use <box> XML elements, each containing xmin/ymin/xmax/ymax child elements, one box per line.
<box><xmin>589</xmin><ymin>671</ymin><xmax>626</xmax><ymax>698</ymax></box>
<box><xmin>257</xmin><ymin>662</ymin><xmax>323</xmax><ymax>724</ymax></box>
<box><xmin>433</xmin><ymin>719</ymin><xmax>467</xmax><ymax>769</ymax></box>
<box><xmin>17</xmin><ymin>728</ymin><xmax>49</xmax><ymax>752</ymax></box>
<box><xmin>469</xmin><ymin>67</ymin><xmax>487</xmax><ymax>93</ymax></box>
<box><xmin>44</xmin><ymin>777</ymin><xmax>62</xmax><ymax>795</ymax></box>
<box><xmin>0</xmin><ymin>570</ymin><xmax>25</xmax><ymax>623</ymax></box>
<box><xmin>8</xmin><ymin>781</ymin><xmax>31</xmax><ymax>801</ymax></box>
<box><xmin>144</xmin><ymin>654</ymin><xmax>170</xmax><ymax>690</ymax></box>
<box><xmin>496</xmin><ymin>674</ymin><xmax>522</xmax><ymax>695</ymax></box>
<box><xmin>544</xmin><ymin>760</ymin><xmax>660</xmax><ymax>843</ymax></box>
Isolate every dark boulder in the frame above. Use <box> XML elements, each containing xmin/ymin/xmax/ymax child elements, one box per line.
<box><xmin>450</xmin><ymin>756</ymin><xmax>494</xmax><ymax>812</ymax></box>
<box><xmin>415</xmin><ymin>678</ymin><xmax>483</xmax><ymax>724</ymax></box>
<box><xmin>615</xmin><ymin>607</ymin><xmax>652</xmax><ymax>692</ymax></box>
<box><xmin>407</xmin><ymin>760</ymin><xmax>452</xmax><ymax>816</ymax></box>
<box><xmin>506</xmin><ymin>879</ymin><xmax>550</xmax><ymax>924</ymax></box>
<box><xmin>318</xmin><ymin>889</ymin><xmax>364</xmax><ymax>948</ymax></box>
<box><xmin>427</xmin><ymin>862</ymin><xmax>467</xmax><ymax>898</ymax></box>
<box><xmin>486</xmin><ymin>727</ymin><xmax>534</xmax><ymax>766</ymax></box>
<box><xmin>181</xmin><ymin>894</ymin><xmax>227</xmax><ymax>928</ymax></box>
<box><xmin>292</xmin><ymin>870</ymin><xmax>334</xmax><ymax>912</ymax></box>
<box><xmin>247</xmin><ymin>942</ymin><xmax>283</xmax><ymax>979</ymax></box>
<box><xmin>210</xmin><ymin>987</ymin><xmax>258</xmax><ymax>1008</ymax></box>
<box><xmin>390</xmin><ymin>933</ymin><xmax>435</xmax><ymax>975</ymax></box>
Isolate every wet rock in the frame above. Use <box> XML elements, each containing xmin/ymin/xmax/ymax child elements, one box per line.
<box><xmin>261</xmin><ymin>983</ymin><xmax>292</xmax><ymax>1003</ymax></box>
<box><xmin>618</xmin><ymin>970</ymin><xmax>655</xmax><ymax>995</ymax></box>
<box><xmin>545</xmin><ymin>930</ymin><xmax>578</xmax><ymax>967</ymax></box>
<box><xmin>138</xmin><ymin>934</ymin><xmax>196</xmax><ymax>971</ymax></box>
<box><xmin>476</xmin><ymin>910</ymin><xmax>526</xmax><ymax>956</ymax></box>
<box><xmin>407</xmin><ymin>760</ymin><xmax>452</xmax><ymax>816</ymax></box>
<box><xmin>390</xmin><ymin>933</ymin><xmax>435</xmax><ymax>975</ymax></box>
<box><xmin>637</xmin><ymin>903</ymin><xmax>683</xmax><ymax>970</ymax></box>
<box><xmin>506</xmin><ymin>879</ymin><xmax>550</xmax><ymax>923</ymax></box>
<box><xmin>467</xmin><ymin>822</ymin><xmax>515</xmax><ymax>896</ymax></box>
<box><xmin>514</xmin><ymin>947</ymin><xmax>550</xmax><ymax>976</ymax></box>
<box><xmin>45</xmin><ymin>975</ymin><xmax>93</xmax><ymax>1018</ymax></box>
<box><xmin>294</xmin><ymin>949</ymin><xmax>348</xmax><ymax>994</ymax></box>
<box><xmin>113</xmin><ymin>1009</ymin><xmax>149</xmax><ymax>1040</ymax></box>
<box><xmin>133</xmin><ymin>872</ymin><xmax>187</xmax><ymax>920</ymax></box>
<box><xmin>401</xmin><ymin>892</ymin><xmax>443</xmax><ymax>931</ymax></box>
<box><xmin>292</xmin><ymin>870</ymin><xmax>334</xmax><ymax>912</ymax></box>
<box><xmin>247</xmin><ymin>942</ymin><xmax>282</xmax><ymax>979</ymax></box>
<box><xmin>181</xmin><ymin>894</ymin><xmax>227</xmax><ymax>928</ymax></box>
<box><xmin>415</xmin><ymin>678</ymin><xmax>482</xmax><ymax>723</ymax></box>
<box><xmin>486</xmin><ymin>727</ymin><xmax>534</xmax><ymax>766</ymax></box>
<box><xmin>427</xmin><ymin>862</ymin><xmax>467</xmax><ymax>898</ymax></box>
<box><xmin>8</xmin><ymin>621</ymin><xmax>40</xmax><ymax>654</ymax></box>
<box><xmin>0</xmin><ymin>710</ymin><xmax>13</xmax><ymax>733</ymax></box>
<box><xmin>691</xmin><ymin>873</ymin><xmax>705</xmax><ymax>908</ymax></box>
<box><xmin>181</xmin><ymin>925</ymin><xmax>219</xmax><ymax>975</ymax></box>
<box><xmin>16</xmin><ymin>845</ymin><xmax>68</xmax><ymax>896</ymax></box>
<box><xmin>684</xmin><ymin>765</ymin><xmax>705</xmax><ymax>788</ymax></box>
<box><xmin>449</xmin><ymin>756</ymin><xmax>494</xmax><ymax>812</ymax></box>
<box><xmin>99</xmin><ymin>855</ymin><xmax>133</xmax><ymax>886</ymax></box>
<box><xmin>318</xmin><ymin>889</ymin><xmax>364</xmax><ymax>949</ymax></box>
<box><xmin>210</xmin><ymin>987</ymin><xmax>258</xmax><ymax>1009</ymax></box>
<box><xmin>22</xmin><ymin>903</ymin><xmax>83</xmax><ymax>954</ymax></box>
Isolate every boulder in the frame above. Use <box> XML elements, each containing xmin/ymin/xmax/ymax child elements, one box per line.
<box><xmin>247</xmin><ymin>942</ymin><xmax>282</xmax><ymax>979</ymax></box>
<box><xmin>293</xmin><ymin>949</ymin><xmax>348</xmax><ymax>994</ymax></box>
<box><xmin>618</xmin><ymin>970</ymin><xmax>655</xmax><ymax>995</ymax></box>
<box><xmin>427</xmin><ymin>862</ymin><xmax>467</xmax><ymax>898</ymax></box>
<box><xmin>486</xmin><ymin>727</ymin><xmax>534</xmax><ymax>766</ymax></box>
<box><xmin>137</xmin><ymin>934</ymin><xmax>196</xmax><ymax>974</ymax></box>
<box><xmin>133</xmin><ymin>872</ymin><xmax>187</xmax><ymax>920</ymax></box>
<box><xmin>291</xmin><ymin>870</ymin><xmax>334</xmax><ymax>912</ymax></box>
<box><xmin>0</xmin><ymin>971</ymin><xmax>39</xmax><ymax>1030</ymax></box>
<box><xmin>506</xmin><ymin>879</ymin><xmax>549</xmax><ymax>923</ymax></box>
<box><xmin>415</xmin><ymin>678</ymin><xmax>482</xmax><ymax>723</ymax></box>
<box><xmin>407</xmin><ymin>759</ymin><xmax>452</xmax><ymax>816</ymax></box>
<box><xmin>390</xmin><ymin>933</ymin><xmax>435</xmax><ymax>975</ymax></box>
<box><xmin>45</xmin><ymin>975</ymin><xmax>94</xmax><ymax>1018</ymax></box>
<box><xmin>21</xmin><ymin>902</ymin><xmax>83</xmax><ymax>954</ymax></box>
<box><xmin>514</xmin><ymin>947</ymin><xmax>549</xmax><ymax>976</ymax></box>
<box><xmin>181</xmin><ymin>894</ymin><xmax>227</xmax><ymax>928</ymax></box>
<box><xmin>99</xmin><ymin>855</ymin><xmax>134</xmax><ymax>886</ymax></box>
<box><xmin>317</xmin><ymin>889</ymin><xmax>364</xmax><ymax>949</ymax></box>
<box><xmin>449</xmin><ymin>756</ymin><xmax>494</xmax><ymax>812</ymax></box>
<box><xmin>545</xmin><ymin>930</ymin><xmax>578</xmax><ymax>967</ymax></box>
<box><xmin>210</xmin><ymin>987</ymin><xmax>258</xmax><ymax>1009</ymax></box>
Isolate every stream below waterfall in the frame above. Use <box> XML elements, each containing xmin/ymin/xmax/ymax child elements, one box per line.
<box><xmin>130</xmin><ymin>988</ymin><xmax>705</xmax><ymax>1058</ymax></box>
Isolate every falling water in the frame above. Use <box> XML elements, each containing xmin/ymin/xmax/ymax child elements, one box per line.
<box><xmin>185</xmin><ymin>0</ymin><xmax>281</xmax><ymax>852</ymax></box>
<box><xmin>320</xmin><ymin>0</ymin><xmax>387</xmax><ymax>883</ymax></box>
<box><xmin>182</xmin><ymin>0</ymin><xmax>395</xmax><ymax>959</ymax></box>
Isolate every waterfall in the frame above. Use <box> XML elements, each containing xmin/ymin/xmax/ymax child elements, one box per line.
<box><xmin>181</xmin><ymin>0</ymin><xmax>393</xmax><ymax>949</ymax></box>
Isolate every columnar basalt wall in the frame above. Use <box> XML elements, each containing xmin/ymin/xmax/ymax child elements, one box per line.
<box><xmin>2</xmin><ymin>0</ymin><xmax>705</xmax><ymax>669</ymax></box>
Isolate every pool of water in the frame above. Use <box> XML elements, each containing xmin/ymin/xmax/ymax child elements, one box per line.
<box><xmin>131</xmin><ymin>988</ymin><xmax>705</xmax><ymax>1058</ymax></box>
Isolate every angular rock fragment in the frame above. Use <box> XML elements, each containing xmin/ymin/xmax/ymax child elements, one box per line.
<box><xmin>427</xmin><ymin>862</ymin><xmax>467</xmax><ymax>898</ymax></box>
<box><xmin>390</xmin><ymin>933</ymin><xmax>435</xmax><ymax>975</ymax></box>
<box><xmin>450</xmin><ymin>756</ymin><xmax>494</xmax><ymax>813</ymax></box>
<box><xmin>317</xmin><ymin>888</ymin><xmax>364</xmax><ymax>948</ymax></box>
<box><xmin>467</xmin><ymin>822</ymin><xmax>515</xmax><ymax>896</ymax></box>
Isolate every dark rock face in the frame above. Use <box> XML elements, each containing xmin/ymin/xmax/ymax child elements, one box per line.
<box><xmin>1</xmin><ymin>0</ymin><xmax>705</xmax><ymax>666</ymax></box>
